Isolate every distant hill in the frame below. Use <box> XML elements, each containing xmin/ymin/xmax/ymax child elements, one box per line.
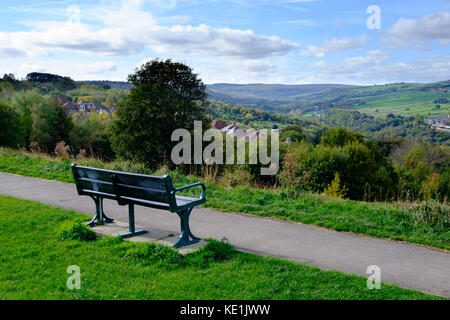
<box><xmin>207</xmin><ymin>83</ymin><xmax>358</xmax><ymax>100</ymax></box>
<box><xmin>206</xmin><ymin>84</ymin><xmax>358</xmax><ymax>109</ymax></box>
<box><xmin>77</xmin><ymin>80</ymin><xmax>133</xmax><ymax>90</ymax></box>
<box><xmin>74</xmin><ymin>79</ymin><xmax>449</xmax><ymax>119</ymax></box>
<box><xmin>206</xmin><ymin>81</ymin><xmax>450</xmax><ymax>118</ymax></box>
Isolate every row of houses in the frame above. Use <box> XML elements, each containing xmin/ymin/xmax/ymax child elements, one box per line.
<box><xmin>427</xmin><ymin>115</ymin><xmax>450</xmax><ymax>132</ymax></box>
<box><xmin>52</xmin><ymin>97</ymin><xmax>116</xmax><ymax>116</ymax></box>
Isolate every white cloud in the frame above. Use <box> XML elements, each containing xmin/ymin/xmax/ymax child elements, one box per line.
<box><xmin>0</xmin><ymin>0</ymin><xmax>298</xmax><ymax>60</ymax></box>
<box><xmin>146</xmin><ymin>24</ymin><xmax>298</xmax><ymax>58</ymax></box>
<box><xmin>306</xmin><ymin>51</ymin><xmax>450</xmax><ymax>84</ymax></box>
<box><xmin>383</xmin><ymin>12</ymin><xmax>450</xmax><ymax>48</ymax></box>
<box><xmin>301</xmin><ymin>35</ymin><xmax>370</xmax><ymax>57</ymax></box>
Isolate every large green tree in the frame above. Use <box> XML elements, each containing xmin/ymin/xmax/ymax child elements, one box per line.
<box><xmin>112</xmin><ymin>59</ymin><xmax>207</xmax><ymax>167</ymax></box>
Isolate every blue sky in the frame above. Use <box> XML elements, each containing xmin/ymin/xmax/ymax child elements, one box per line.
<box><xmin>0</xmin><ymin>0</ymin><xmax>449</xmax><ymax>84</ymax></box>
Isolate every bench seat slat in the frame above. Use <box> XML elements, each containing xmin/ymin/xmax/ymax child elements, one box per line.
<box><xmin>119</xmin><ymin>196</ymin><xmax>170</xmax><ymax>210</ymax></box>
<box><xmin>80</xmin><ymin>189</ymin><xmax>118</xmax><ymax>200</ymax></box>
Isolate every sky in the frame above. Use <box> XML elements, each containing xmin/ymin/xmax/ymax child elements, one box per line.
<box><xmin>0</xmin><ymin>0</ymin><xmax>449</xmax><ymax>85</ymax></box>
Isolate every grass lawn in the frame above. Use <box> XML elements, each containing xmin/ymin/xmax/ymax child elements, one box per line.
<box><xmin>0</xmin><ymin>148</ymin><xmax>449</xmax><ymax>250</ymax></box>
<box><xmin>0</xmin><ymin>195</ymin><xmax>440</xmax><ymax>300</ymax></box>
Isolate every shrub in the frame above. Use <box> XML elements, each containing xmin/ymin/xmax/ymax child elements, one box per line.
<box><xmin>324</xmin><ymin>173</ymin><xmax>348</xmax><ymax>199</ymax></box>
<box><xmin>30</xmin><ymin>141</ymin><xmax>40</xmax><ymax>153</ymax></box>
<box><xmin>54</xmin><ymin>141</ymin><xmax>71</xmax><ymax>159</ymax></box>
<box><xmin>0</xmin><ymin>101</ymin><xmax>24</xmax><ymax>148</ymax></box>
<box><xmin>220</xmin><ymin>166</ymin><xmax>253</xmax><ymax>188</ymax></box>
<box><xmin>278</xmin><ymin>143</ymin><xmax>313</xmax><ymax>194</ymax></box>
<box><xmin>399</xmin><ymin>200</ymin><xmax>450</xmax><ymax>231</ymax></box>
<box><xmin>437</xmin><ymin>167</ymin><xmax>450</xmax><ymax>201</ymax></box>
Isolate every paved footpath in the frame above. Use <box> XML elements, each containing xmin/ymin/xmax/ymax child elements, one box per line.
<box><xmin>0</xmin><ymin>172</ymin><xmax>449</xmax><ymax>297</ymax></box>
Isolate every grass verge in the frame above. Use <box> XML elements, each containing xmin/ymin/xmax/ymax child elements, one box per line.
<box><xmin>0</xmin><ymin>195</ymin><xmax>441</xmax><ymax>300</ymax></box>
<box><xmin>0</xmin><ymin>148</ymin><xmax>449</xmax><ymax>250</ymax></box>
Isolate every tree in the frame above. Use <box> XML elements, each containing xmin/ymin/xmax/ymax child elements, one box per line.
<box><xmin>70</xmin><ymin>112</ymin><xmax>115</xmax><ymax>161</ymax></box>
<box><xmin>26</xmin><ymin>97</ymin><xmax>73</xmax><ymax>153</ymax></box>
<box><xmin>112</xmin><ymin>59</ymin><xmax>207</xmax><ymax>167</ymax></box>
<box><xmin>321</xmin><ymin>127</ymin><xmax>364</xmax><ymax>147</ymax></box>
<box><xmin>0</xmin><ymin>101</ymin><xmax>24</xmax><ymax>148</ymax></box>
<box><xmin>281</xmin><ymin>125</ymin><xmax>305</xmax><ymax>143</ymax></box>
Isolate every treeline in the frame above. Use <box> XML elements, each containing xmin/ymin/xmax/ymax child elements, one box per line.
<box><xmin>321</xmin><ymin>109</ymin><xmax>449</xmax><ymax>146</ymax></box>
<box><xmin>208</xmin><ymin>101</ymin><xmax>326</xmax><ymax>144</ymax></box>
<box><xmin>0</xmin><ymin>73</ymin><xmax>128</xmax><ymax>107</ymax></box>
<box><xmin>279</xmin><ymin>126</ymin><xmax>449</xmax><ymax>201</ymax></box>
<box><xmin>0</xmin><ymin>91</ymin><xmax>114</xmax><ymax>160</ymax></box>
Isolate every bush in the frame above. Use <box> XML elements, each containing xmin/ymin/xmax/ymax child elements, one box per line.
<box><xmin>324</xmin><ymin>173</ymin><xmax>348</xmax><ymax>199</ymax></box>
<box><xmin>220</xmin><ymin>166</ymin><xmax>253</xmax><ymax>188</ymax></box>
<box><xmin>0</xmin><ymin>101</ymin><xmax>24</xmax><ymax>148</ymax></box>
<box><xmin>54</xmin><ymin>141</ymin><xmax>71</xmax><ymax>159</ymax></box>
<box><xmin>399</xmin><ymin>200</ymin><xmax>450</xmax><ymax>231</ymax></box>
<box><xmin>278</xmin><ymin>142</ymin><xmax>312</xmax><ymax>193</ymax></box>
<box><xmin>437</xmin><ymin>168</ymin><xmax>450</xmax><ymax>201</ymax></box>
<box><xmin>61</xmin><ymin>221</ymin><xmax>97</xmax><ymax>241</ymax></box>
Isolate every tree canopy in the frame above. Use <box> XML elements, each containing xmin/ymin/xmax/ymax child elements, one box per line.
<box><xmin>112</xmin><ymin>59</ymin><xmax>207</xmax><ymax>167</ymax></box>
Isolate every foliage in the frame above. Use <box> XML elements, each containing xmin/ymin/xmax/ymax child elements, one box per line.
<box><xmin>390</xmin><ymin>141</ymin><xmax>450</xmax><ymax>200</ymax></box>
<box><xmin>279</xmin><ymin>133</ymin><xmax>393</xmax><ymax>200</ymax></box>
<box><xmin>54</xmin><ymin>141</ymin><xmax>71</xmax><ymax>159</ymax></box>
<box><xmin>0</xmin><ymin>101</ymin><xmax>24</xmax><ymax>148</ymax></box>
<box><xmin>280</xmin><ymin>125</ymin><xmax>305</xmax><ymax>143</ymax></box>
<box><xmin>220</xmin><ymin>166</ymin><xmax>253</xmax><ymax>188</ymax></box>
<box><xmin>320</xmin><ymin>127</ymin><xmax>364</xmax><ymax>147</ymax></box>
<box><xmin>325</xmin><ymin>173</ymin><xmax>348</xmax><ymax>199</ymax></box>
<box><xmin>112</xmin><ymin>59</ymin><xmax>208</xmax><ymax>167</ymax></box>
<box><xmin>26</xmin><ymin>72</ymin><xmax>76</xmax><ymax>92</ymax></box>
<box><xmin>31</xmin><ymin>100</ymin><xmax>73</xmax><ymax>153</ymax></box>
<box><xmin>7</xmin><ymin>91</ymin><xmax>73</xmax><ymax>153</ymax></box>
<box><xmin>70</xmin><ymin>112</ymin><xmax>115</xmax><ymax>161</ymax></box>
<box><xmin>322</xmin><ymin>109</ymin><xmax>449</xmax><ymax>146</ymax></box>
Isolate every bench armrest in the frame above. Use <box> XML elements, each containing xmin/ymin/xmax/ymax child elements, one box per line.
<box><xmin>175</xmin><ymin>182</ymin><xmax>206</xmax><ymax>200</ymax></box>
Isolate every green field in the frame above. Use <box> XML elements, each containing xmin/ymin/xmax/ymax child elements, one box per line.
<box><xmin>353</xmin><ymin>91</ymin><xmax>450</xmax><ymax>117</ymax></box>
<box><xmin>0</xmin><ymin>195</ymin><xmax>439</xmax><ymax>300</ymax></box>
<box><xmin>1</xmin><ymin>148</ymin><xmax>449</xmax><ymax>250</ymax></box>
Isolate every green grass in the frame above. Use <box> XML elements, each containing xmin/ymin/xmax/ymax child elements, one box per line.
<box><xmin>353</xmin><ymin>90</ymin><xmax>448</xmax><ymax>117</ymax></box>
<box><xmin>0</xmin><ymin>148</ymin><xmax>449</xmax><ymax>250</ymax></box>
<box><xmin>0</xmin><ymin>195</ymin><xmax>440</xmax><ymax>300</ymax></box>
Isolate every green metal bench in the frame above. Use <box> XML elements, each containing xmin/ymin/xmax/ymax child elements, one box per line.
<box><xmin>71</xmin><ymin>164</ymin><xmax>206</xmax><ymax>248</ymax></box>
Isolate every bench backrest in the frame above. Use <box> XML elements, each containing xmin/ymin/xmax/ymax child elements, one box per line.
<box><xmin>71</xmin><ymin>164</ymin><xmax>177</xmax><ymax>211</ymax></box>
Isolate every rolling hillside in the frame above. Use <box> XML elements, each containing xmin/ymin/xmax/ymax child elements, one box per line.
<box><xmin>207</xmin><ymin>81</ymin><xmax>450</xmax><ymax>118</ymax></box>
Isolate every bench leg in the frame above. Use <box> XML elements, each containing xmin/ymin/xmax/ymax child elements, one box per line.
<box><xmin>120</xmin><ymin>203</ymin><xmax>148</xmax><ymax>239</ymax></box>
<box><xmin>173</xmin><ymin>208</ymin><xmax>201</xmax><ymax>248</ymax></box>
<box><xmin>87</xmin><ymin>196</ymin><xmax>114</xmax><ymax>227</ymax></box>
<box><xmin>99</xmin><ymin>197</ymin><xmax>114</xmax><ymax>224</ymax></box>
